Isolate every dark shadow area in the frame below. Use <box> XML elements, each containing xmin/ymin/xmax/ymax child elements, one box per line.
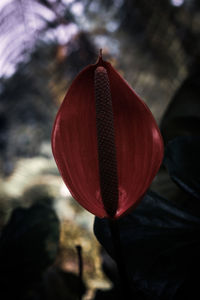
<box><xmin>0</xmin><ymin>199</ymin><xmax>86</xmax><ymax>300</ymax></box>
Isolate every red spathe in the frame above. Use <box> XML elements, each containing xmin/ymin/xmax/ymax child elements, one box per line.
<box><xmin>51</xmin><ymin>58</ymin><xmax>164</xmax><ymax>219</ymax></box>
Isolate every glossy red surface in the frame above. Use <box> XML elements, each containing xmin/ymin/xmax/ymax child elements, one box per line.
<box><xmin>51</xmin><ymin>55</ymin><xmax>164</xmax><ymax>219</ymax></box>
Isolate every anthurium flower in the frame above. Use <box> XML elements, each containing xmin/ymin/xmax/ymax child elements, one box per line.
<box><xmin>51</xmin><ymin>51</ymin><xmax>164</xmax><ymax>219</ymax></box>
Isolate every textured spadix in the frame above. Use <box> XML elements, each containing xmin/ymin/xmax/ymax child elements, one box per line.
<box><xmin>52</xmin><ymin>55</ymin><xmax>164</xmax><ymax>219</ymax></box>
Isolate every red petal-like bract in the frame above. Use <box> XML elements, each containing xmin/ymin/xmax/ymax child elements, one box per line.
<box><xmin>52</xmin><ymin>55</ymin><xmax>164</xmax><ymax>219</ymax></box>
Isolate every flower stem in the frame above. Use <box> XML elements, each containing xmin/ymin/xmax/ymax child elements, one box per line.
<box><xmin>76</xmin><ymin>245</ymin><xmax>83</xmax><ymax>300</ymax></box>
<box><xmin>109</xmin><ymin>220</ymin><xmax>132</xmax><ymax>299</ymax></box>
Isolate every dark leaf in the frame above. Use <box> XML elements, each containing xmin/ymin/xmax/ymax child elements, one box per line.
<box><xmin>164</xmin><ymin>136</ymin><xmax>200</xmax><ymax>199</ymax></box>
<box><xmin>160</xmin><ymin>71</ymin><xmax>200</xmax><ymax>143</ymax></box>
<box><xmin>94</xmin><ymin>190</ymin><xmax>200</xmax><ymax>299</ymax></box>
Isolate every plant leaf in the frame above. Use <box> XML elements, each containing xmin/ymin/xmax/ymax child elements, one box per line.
<box><xmin>94</xmin><ymin>190</ymin><xmax>200</xmax><ymax>299</ymax></box>
<box><xmin>164</xmin><ymin>136</ymin><xmax>200</xmax><ymax>199</ymax></box>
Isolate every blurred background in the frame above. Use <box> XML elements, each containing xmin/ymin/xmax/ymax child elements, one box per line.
<box><xmin>0</xmin><ymin>0</ymin><xmax>200</xmax><ymax>299</ymax></box>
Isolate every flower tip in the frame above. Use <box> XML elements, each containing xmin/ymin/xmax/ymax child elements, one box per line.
<box><xmin>96</xmin><ymin>49</ymin><xmax>104</xmax><ymax>65</ymax></box>
<box><xmin>99</xmin><ymin>48</ymin><xmax>102</xmax><ymax>58</ymax></box>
